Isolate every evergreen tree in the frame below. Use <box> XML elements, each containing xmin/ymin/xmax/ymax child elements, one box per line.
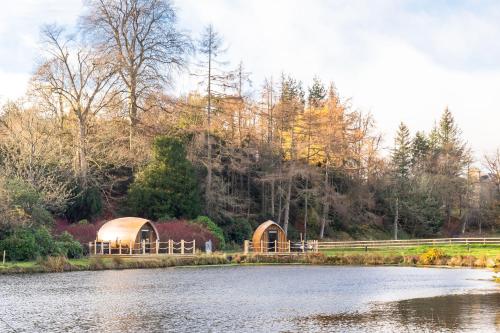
<box><xmin>392</xmin><ymin>122</ymin><xmax>412</xmax><ymax>181</ymax></box>
<box><xmin>390</xmin><ymin>122</ymin><xmax>412</xmax><ymax>239</ymax></box>
<box><xmin>126</xmin><ymin>137</ymin><xmax>201</xmax><ymax>220</ymax></box>
<box><xmin>308</xmin><ymin>77</ymin><xmax>326</xmax><ymax>108</ymax></box>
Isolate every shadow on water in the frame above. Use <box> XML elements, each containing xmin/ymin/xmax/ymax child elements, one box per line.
<box><xmin>296</xmin><ymin>292</ymin><xmax>500</xmax><ymax>333</ymax></box>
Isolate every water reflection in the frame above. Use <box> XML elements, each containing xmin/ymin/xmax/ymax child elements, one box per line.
<box><xmin>0</xmin><ymin>266</ymin><xmax>497</xmax><ymax>332</ymax></box>
<box><xmin>298</xmin><ymin>293</ymin><xmax>500</xmax><ymax>332</ymax></box>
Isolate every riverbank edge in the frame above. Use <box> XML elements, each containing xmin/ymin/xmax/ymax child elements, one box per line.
<box><xmin>1</xmin><ymin>252</ymin><xmax>499</xmax><ymax>275</ymax></box>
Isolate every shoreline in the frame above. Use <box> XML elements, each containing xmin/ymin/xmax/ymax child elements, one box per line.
<box><xmin>1</xmin><ymin>251</ymin><xmax>498</xmax><ymax>275</ymax></box>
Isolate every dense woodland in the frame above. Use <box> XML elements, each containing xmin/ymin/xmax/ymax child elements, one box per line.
<box><xmin>0</xmin><ymin>0</ymin><xmax>499</xmax><ymax>257</ymax></box>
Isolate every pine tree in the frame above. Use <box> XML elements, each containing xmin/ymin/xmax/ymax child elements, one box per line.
<box><xmin>126</xmin><ymin>137</ymin><xmax>201</xmax><ymax>220</ymax></box>
<box><xmin>391</xmin><ymin>122</ymin><xmax>412</xmax><ymax>239</ymax></box>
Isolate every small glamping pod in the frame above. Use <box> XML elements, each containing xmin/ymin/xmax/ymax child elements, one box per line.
<box><xmin>97</xmin><ymin>217</ymin><xmax>159</xmax><ymax>252</ymax></box>
<box><xmin>252</xmin><ymin>220</ymin><xmax>287</xmax><ymax>253</ymax></box>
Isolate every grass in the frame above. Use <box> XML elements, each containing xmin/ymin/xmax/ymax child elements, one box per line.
<box><xmin>321</xmin><ymin>244</ymin><xmax>500</xmax><ymax>257</ymax></box>
<box><xmin>0</xmin><ymin>254</ymin><xmax>230</xmax><ymax>274</ymax></box>
<box><xmin>0</xmin><ymin>244</ymin><xmax>498</xmax><ymax>274</ymax></box>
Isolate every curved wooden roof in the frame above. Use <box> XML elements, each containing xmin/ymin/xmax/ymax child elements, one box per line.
<box><xmin>252</xmin><ymin>220</ymin><xmax>285</xmax><ymax>244</ymax></box>
<box><xmin>97</xmin><ymin>217</ymin><xmax>158</xmax><ymax>244</ymax></box>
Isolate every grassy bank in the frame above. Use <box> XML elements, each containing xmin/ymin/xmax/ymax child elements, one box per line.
<box><xmin>0</xmin><ymin>245</ymin><xmax>499</xmax><ymax>274</ymax></box>
<box><xmin>321</xmin><ymin>244</ymin><xmax>500</xmax><ymax>257</ymax></box>
<box><xmin>0</xmin><ymin>255</ymin><xmax>230</xmax><ymax>274</ymax></box>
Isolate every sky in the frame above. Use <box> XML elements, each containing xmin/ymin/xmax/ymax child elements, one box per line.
<box><xmin>0</xmin><ymin>0</ymin><xmax>499</xmax><ymax>159</ymax></box>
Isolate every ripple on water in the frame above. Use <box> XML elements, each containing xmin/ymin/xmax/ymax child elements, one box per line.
<box><xmin>0</xmin><ymin>265</ymin><xmax>497</xmax><ymax>332</ymax></box>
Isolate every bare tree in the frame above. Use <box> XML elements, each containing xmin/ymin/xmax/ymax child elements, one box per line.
<box><xmin>33</xmin><ymin>25</ymin><xmax>119</xmax><ymax>187</ymax></box>
<box><xmin>82</xmin><ymin>0</ymin><xmax>192</xmax><ymax>150</ymax></box>
<box><xmin>484</xmin><ymin>148</ymin><xmax>500</xmax><ymax>192</ymax></box>
<box><xmin>196</xmin><ymin>24</ymin><xmax>226</xmax><ymax>209</ymax></box>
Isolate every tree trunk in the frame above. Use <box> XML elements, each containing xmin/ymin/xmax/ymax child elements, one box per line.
<box><xmin>303</xmin><ymin>177</ymin><xmax>309</xmax><ymax>241</ymax></box>
<box><xmin>283</xmin><ymin>177</ymin><xmax>292</xmax><ymax>236</ymax></box>
<box><xmin>77</xmin><ymin>117</ymin><xmax>88</xmax><ymax>188</ymax></box>
<box><xmin>205</xmin><ymin>34</ymin><xmax>213</xmax><ymax>207</ymax></box>
<box><xmin>270</xmin><ymin>179</ymin><xmax>275</xmax><ymax>218</ymax></box>
<box><xmin>128</xmin><ymin>78</ymin><xmax>137</xmax><ymax>151</ymax></box>
<box><xmin>319</xmin><ymin>168</ymin><xmax>329</xmax><ymax>239</ymax></box>
<box><xmin>394</xmin><ymin>197</ymin><xmax>399</xmax><ymax>240</ymax></box>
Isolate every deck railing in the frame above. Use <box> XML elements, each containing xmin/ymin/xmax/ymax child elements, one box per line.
<box><xmin>243</xmin><ymin>240</ymin><xmax>319</xmax><ymax>254</ymax></box>
<box><xmin>316</xmin><ymin>237</ymin><xmax>500</xmax><ymax>250</ymax></box>
<box><xmin>89</xmin><ymin>239</ymin><xmax>196</xmax><ymax>256</ymax></box>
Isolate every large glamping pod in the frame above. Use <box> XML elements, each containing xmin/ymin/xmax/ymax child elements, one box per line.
<box><xmin>252</xmin><ymin>220</ymin><xmax>287</xmax><ymax>253</ymax></box>
<box><xmin>97</xmin><ymin>217</ymin><xmax>159</xmax><ymax>250</ymax></box>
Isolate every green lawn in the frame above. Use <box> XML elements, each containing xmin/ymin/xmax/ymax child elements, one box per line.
<box><xmin>321</xmin><ymin>244</ymin><xmax>500</xmax><ymax>257</ymax></box>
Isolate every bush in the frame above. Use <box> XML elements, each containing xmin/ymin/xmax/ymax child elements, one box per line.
<box><xmin>0</xmin><ymin>227</ymin><xmax>82</xmax><ymax>261</ymax></box>
<box><xmin>418</xmin><ymin>248</ymin><xmax>445</xmax><ymax>265</ymax></box>
<box><xmin>3</xmin><ymin>178</ymin><xmax>54</xmax><ymax>226</ymax></box>
<box><xmin>54</xmin><ymin>219</ymin><xmax>98</xmax><ymax>244</ymax></box>
<box><xmin>193</xmin><ymin>216</ymin><xmax>225</xmax><ymax>249</ymax></box>
<box><xmin>0</xmin><ymin>229</ymin><xmax>38</xmax><ymax>261</ymax></box>
<box><xmin>55</xmin><ymin>232</ymin><xmax>83</xmax><ymax>259</ymax></box>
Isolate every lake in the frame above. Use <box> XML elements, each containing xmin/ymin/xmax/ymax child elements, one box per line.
<box><xmin>0</xmin><ymin>265</ymin><xmax>498</xmax><ymax>332</ymax></box>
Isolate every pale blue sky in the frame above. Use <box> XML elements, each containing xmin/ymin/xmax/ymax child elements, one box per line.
<box><xmin>1</xmin><ymin>0</ymin><xmax>499</xmax><ymax>158</ymax></box>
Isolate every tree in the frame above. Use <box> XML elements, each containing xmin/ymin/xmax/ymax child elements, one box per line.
<box><xmin>391</xmin><ymin>122</ymin><xmax>412</xmax><ymax>239</ymax></box>
<box><xmin>82</xmin><ymin>0</ymin><xmax>192</xmax><ymax>150</ymax></box>
<box><xmin>196</xmin><ymin>24</ymin><xmax>226</xmax><ymax>210</ymax></box>
<box><xmin>127</xmin><ymin>136</ymin><xmax>201</xmax><ymax>219</ymax></box>
<box><xmin>435</xmin><ymin>108</ymin><xmax>470</xmax><ymax>226</ymax></box>
<box><xmin>33</xmin><ymin>25</ymin><xmax>119</xmax><ymax>188</ymax></box>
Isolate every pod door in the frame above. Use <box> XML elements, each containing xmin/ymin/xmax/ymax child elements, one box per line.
<box><xmin>268</xmin><ymin>230</ymin><xmax>278</xmax><ymax>252</ymax></box>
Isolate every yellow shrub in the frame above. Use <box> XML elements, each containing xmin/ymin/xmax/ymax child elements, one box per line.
<box><xmin>418</xmin><ymin>248</ymin><xmax>445</xmax><ymax>265</ymax></box>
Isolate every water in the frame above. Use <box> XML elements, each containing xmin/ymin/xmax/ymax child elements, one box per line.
<box><xmin>0</xmin><ymin>266</ymin><xmax>498</xmax><ymax>332</ymax></box>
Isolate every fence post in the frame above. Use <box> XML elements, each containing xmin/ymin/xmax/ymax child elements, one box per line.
<box><xmin>156</xmin><ymin>239</ymin><xmax>159</xmax><ymax>254</ymax></box>
<box><xmin>94</xmin><ymin>240</ymin><xmax>97</xmax><ymax>255</ymax></box>
<box><xmin>142</xmin><ymin>240</ymin><xmax>145</xmax><ymax>254</ymax></box>
<box><xmin>244</xmin><ymin>240</ymin><xmax>249</xmax><ymax>254</ymax></box>
<box><xmin>100</xmin><ymin>242</ymin><xmax>104</xmax><ymax>255</ymax></box>
<box><xmin>302</xmin><ymin>240</ymin><xmax>305</xmax><ymax>253</ymax></box>
<box><xmin>193</xmin><ymin>239</ymin><xmax>196</xmax><ymax>254</ymax></box>
<box><xmin>2</xmin><ymin>250</ymin><xmax>5</xmax><ymax>265</ymax></box>
<box><xmin>119</xmin><ymin>241</ymin><xmax>122</xmax><ymax>255</ymax></box>
<box><xmin>181</xmin><ymin>240</ymin><xmax>185</xmax><ymax>254</ymax></box>
<box><xmin>130</xmin><ymin>241</ymin><xmax>133</xmax><ymax>255</ymax></box>
<box><xmin>274</xmin><ymin>240</ymin><xmax>277</xmax><ymax>253</ymax></box>
<box><xmin>169</xmin><ymin>239</ymin><xmax>173</xmax><ymax>254</ymax></box>
<box><xmin>288</xmin><ymin>240</ymin><xmax>291</xmax><ymax>253</ymax></box>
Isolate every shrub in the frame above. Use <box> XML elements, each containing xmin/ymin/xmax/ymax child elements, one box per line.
<box><xmin>0</xmin><ymin>227</ymin><xmax>82</xmax><ymax>261</ymax></box>
<box><xmin>418</xmin><ymin>248</ymin><xmax>445</xmax><ymax>265</ymax></box>
<box><xmin>54</xmin><ymin>219</ymin><xmax>98</xmax><ymax>244</ymax></box>
<box><xmin>0</xmin><ymin>229</ymin><xmax>39</xmax><ymax>261</ymax></box>
<box><xmin>55</xmin><ymin>232</ymin><xmax>83</xmax><ymax>259</ymax></box>
<box><xmin>193</xmin><ymin>216</ymin><xmax>225</xmax><ymax>249</ymax></box>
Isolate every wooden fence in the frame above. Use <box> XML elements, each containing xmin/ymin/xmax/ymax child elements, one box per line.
<box><xmin>89</xmin><ymin>240</ymin><xmax>196</xmax><ymax>256</ymax></box>
<box><xmin>317</xmin><ymin>237</ymin><xmax>500</xmax><ymax>250</ymax></box>
<box><xmin>243</xmin><ymin>240</ymin><xmax>319</xmax><ymax>254</ymax></box>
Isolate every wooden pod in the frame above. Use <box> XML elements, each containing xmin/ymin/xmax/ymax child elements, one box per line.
<box><xmin>251</xmin><ymin>220</ymin><xmax>287</xmax><ymax>253</ymax></box>
<box><xmin>96</xmin><ymin>217</ymin><xmax>159</xmax><ymax>251</ymax></box>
